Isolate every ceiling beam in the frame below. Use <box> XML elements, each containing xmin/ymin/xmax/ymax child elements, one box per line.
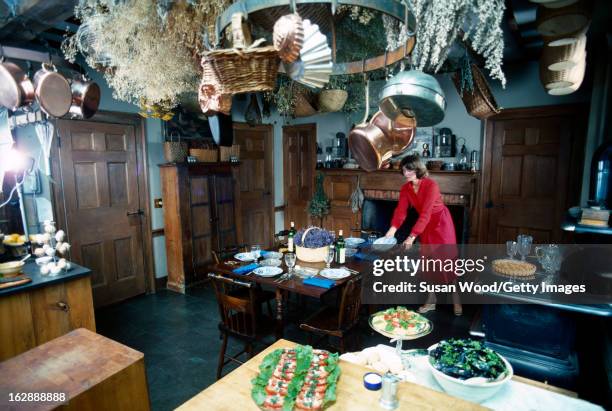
<box><xmin>0</xmin><ymin>0</ymin><xmax>76</xmax><ymax>41</ymax></box>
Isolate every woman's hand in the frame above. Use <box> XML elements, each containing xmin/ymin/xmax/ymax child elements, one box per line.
<box><xmin>403</xmin><ymin>235</ymin><xmax>415</xmax><ymax>249</ymax></box>
<box><xmin>385</xmin><ymin>227</ymin><xmax>397</xmax><ymax>238</ymax></box>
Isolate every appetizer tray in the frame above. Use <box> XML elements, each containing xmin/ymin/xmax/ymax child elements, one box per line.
<box><xmin>251</xmin><ymin>345</ymin><xmax>340</xmax><ymax>411</ymax></box>
<box><xmin>369</xmin><ymin>306</ymin><xmax>432</xmax><ymax>340</ymax></box>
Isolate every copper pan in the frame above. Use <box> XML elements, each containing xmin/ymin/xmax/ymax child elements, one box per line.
<box><xmin>68</xmin><ymin>75</ymin><xmax>101</xmax><ymax>119</ymax></box>
<box><xmin>370</xmin><ymin>110</ymin><xmax>416</xmax><ymax>155</ymax></box>
<box><xmin>0</xmin><ymin>61</ymin><xmax>35</xmax><ymax>110</ymax></box>
<box><xmin>349</xmin><ymin>123</ymin><xmax>395</xmax><ymax>172</ymax></box>
<box><xmin>34</xmin><ymin>63</ymin><xmax>72</xmax><ymax>118</ymax></box>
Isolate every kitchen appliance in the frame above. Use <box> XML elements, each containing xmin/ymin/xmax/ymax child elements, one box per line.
<box><xmin>470</xmin><ymin>150</ymin><xmax>479</xmax><ymax>171</ymax></box>
<box><xmin>435</xmin><ymin>128</ymin><xmax>456</xmax><ymax>158</ymax></box>
<box><xmin>590</xmin><ymin>141</ymin><xmax>611</xmax><ymax>208</ymax></box>
<box><xmin>334</xmin><ymin>132</ymin><xmax>348</xmax><ymax>158</ymax></box>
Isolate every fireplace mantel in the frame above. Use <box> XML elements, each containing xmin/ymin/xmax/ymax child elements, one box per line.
<box><xmin>317</xmin><ymin>168</ymin><xmax>481</xmax><ymax>243</ymax></box>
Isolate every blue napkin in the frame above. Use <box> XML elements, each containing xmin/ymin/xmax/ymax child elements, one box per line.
<box><xmin>303</xmin><ymin>277</ymin><xmax>335</xmax><ymax>289</ymax></box>
<box><xmin>260</xmin><ymin>251</ymin><xmax>272</xmax><ymax>257</ymax></box>
<box><xmin>232</xmin><ymin>263</ymin><xmax>259</xmax><ymax>275</ymax></box>
<box><xmin>354</xmin><ymin>252</ymin><xmax>377</xmax><ymax>261</ymax></box>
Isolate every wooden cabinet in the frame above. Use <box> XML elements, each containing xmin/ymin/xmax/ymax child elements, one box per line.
<box><xmin>0</xmin><ymin>275</ymin><xmax>96</xmax><ymax>361</ymax></box>
<box><xmin>0</xmin><ymin>328</ymin><xmax>150</xmax><ymax>411</ymax></box>
<box><xmin>160</xmin><ymin>163</ymin><xmax>243</xmax><ymax>293</ymax></box>
<box><xmin>322</xmin><ymin>173</ymin><xmax>362</xmax><ymax>236</ymax></box>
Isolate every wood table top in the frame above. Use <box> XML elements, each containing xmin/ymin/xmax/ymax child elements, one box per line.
<box><xmin>0</xmin><ymin>328</ymin><xmax>144</xmax><ymax>411</ymax></box>
<box><xmin>176</xmin><ymin>338</ymin><xmax>487</xmax><ymax>411</ymax></box>
<box><xmin>209</xmin><ymin>258</ymin><xmax>370</xmax><ymax>299</ymax></box>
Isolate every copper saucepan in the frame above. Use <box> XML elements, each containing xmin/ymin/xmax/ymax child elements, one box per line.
<box><xmin>348</xmin><ymin>123</ymin><xmax>395</xmax><ymax>172</ymax></box>
<box><xmin>34</xmin><ymin>63</ymin><xmax>72</xmax><ymax>118</ymax></box>
<box><xmin>0</xmin><ymin>60</ymin><xmax>35</xmax><ymax>110</ymax></box>
<box><xmin>370</xmin><ymin>110</ymin><xmax>416</xmax><ymax>155</ymax></box>
<box><xmin>68</xmin><ymin>75</ymin><xmax>101</xmax><ymax>119</ymax></box>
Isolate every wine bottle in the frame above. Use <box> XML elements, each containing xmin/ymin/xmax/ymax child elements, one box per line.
<box><xmin>336</xmin><ymin>230</ymin><xmax>345</xmax><ymax>264</ymax></box>
<box><xmin>288</xmin><ymin>222</ymin><xmax>296</xmax><ymax>252</ymax></box>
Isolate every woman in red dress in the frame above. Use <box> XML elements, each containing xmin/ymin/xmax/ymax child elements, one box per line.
<box><xmin>384</xmin><ymin>155</ymin><xmax>462</xmax><ymax>315</ymax></box>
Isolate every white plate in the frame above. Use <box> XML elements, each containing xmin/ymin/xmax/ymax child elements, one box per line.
<box><xmin>346</xmin><ymin>248</ymin><xmax>358</xmax><ymax>258</ymax></box>
<box><xmin>320</xmin><ymin>268</ymin><xmax>351</xmax><ymax>280</ymax></box>
<box><xmin>234</xmin><ymin>252</ymin><xmax>255</xmax><ymax>262</ymax></box>
<box><xmin>373</xmin><ymin>237</ymin><xmax>397</xmax><ymax>245</ymax></box>
<box><xmin>263</xmin><ymin>251</ymin><xmax>283</xmax><ymax>259</ymax></box>
<box><xmin>345</xmin><ymin>237</ymin><xmax>366</xmax><ymax>248</ymax></box>
<box><xmin>261</xmin><ymin>258</ymin><xmax>282</xmax><ymax>267</ymax></box>
<box><xmin>253</xmin><ymin>266</ymin><xmax>283</xmax><ymax>277</ymax></box>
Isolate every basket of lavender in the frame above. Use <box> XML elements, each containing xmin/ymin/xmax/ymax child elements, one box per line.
<box><xmin>294</xmin><ymin>226</ymin><xmax>335</xmax><ymax>262</ymax></box>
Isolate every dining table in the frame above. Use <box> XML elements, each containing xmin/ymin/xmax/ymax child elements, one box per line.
<box><xmin>208</xmin><ymin>253</ymin><xmax>371</xmax><ymax>338</ymax></box>
<box><xmin>175</xmin><ymin>338</ymin><xmax>487</xmax><ymax>411</ymax></box>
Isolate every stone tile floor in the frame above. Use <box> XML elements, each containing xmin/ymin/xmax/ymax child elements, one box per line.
<box><xmin>95</xmin><ymin>283</ymin><xmax>474</xmax><ymax>411</ymax></box>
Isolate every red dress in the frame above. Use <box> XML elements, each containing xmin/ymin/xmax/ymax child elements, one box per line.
<box><xmin>391</xmin><ymin>178</ymin><xmax>457</xmax><ymax>283</ymax></box>
<box><xmin>390</xmin><ymin>177</ymin><xmax>456</xmax><ymax>244</ymax></box>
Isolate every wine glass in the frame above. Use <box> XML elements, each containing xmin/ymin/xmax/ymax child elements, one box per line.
<box><xmin>284</xmin><ymin>252</ymin><xmax>296</xmax><ymax>277</ymax></box>
<box><xmin>250</xmin><ymin>245</ymin><xmax>261</xmax><ymax>262</ymax></box>
<box><xmin>517</xmin><ymin>235</ymin><xmax>532</xmax><ymax>261</ymax></box>
<box><xmin>324</xmin><ymin>247</ymin><xmax>335</xmax><ymax>269</ymax></box>
<box><xmin>506</xmin><ymin>241</ymin><xmax>517</xmax><ymax>260</ymax></box>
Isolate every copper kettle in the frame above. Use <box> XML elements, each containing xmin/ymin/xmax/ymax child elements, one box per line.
<box><xmin>370</xmin><ymin>110</ymin><xmax>416</xmax><ymax>155</ymax></box>
<box><xmin>349</xmin><ymin>79</ymin><xmax>395</xmax><ymax>172</ymax></box>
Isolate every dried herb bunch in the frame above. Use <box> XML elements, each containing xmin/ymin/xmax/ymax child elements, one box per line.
<box><xmin>62</xmin><ymin>0</ymin><xmax>230</xmax><ymax>106</ymax></box>
<box><xmin>307</xmin><ymin>172</ymin><xmax>331</xmax><ymax>223</ymax></box>
<box><xmin>406</xmin><ymin>0</ymin><xmax>506</xmax><ymax>86</ymax></box>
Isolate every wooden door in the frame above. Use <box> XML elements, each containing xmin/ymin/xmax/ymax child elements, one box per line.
<box><xmin>54</xmin><ymin>119</ymin><xmax>148</xmax><ymax>306</ymax></box>
<box><xmin>481</xmin><ymin>106</ymin><xmax>585</xmax><ymax>243</ymax></box>
<box><xmin>233</xmin><ymin>123</ymin><xmax>274</xmax><ymax>248</ymax></box>
<box><xmin>188</xmin><ymin>174</ymin><xmax>214</xmax><ymax>275</ymax></box>
<box><xmin>283</xmin><ymin>124</ymin><xmax>316</xmax><ymax>229</ymax></box>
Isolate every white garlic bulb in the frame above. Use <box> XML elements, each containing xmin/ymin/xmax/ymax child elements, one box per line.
<box><xmin>42</xmin><ymin>243</ymin><xmax>50</xmax><ymax>251</ymax></box>
<box><xmin>34</xmin><ymin>247</ymin><xmax>45</xmax><ymax>257</ymax></box>
<box><xmin>55</xmin><ymin>230</ymin><xmax>65</xmax><ymax>242</ymax></box>
<box><xmin>40</xmin><ymin>265</ymin><xmax>50</xmax><ymax>275</ymax></box>
<box><xmin>65</xmin><ymin>262</ymin><xmax>72</xmax><ymax>270</ymax></box>
<box><xmin>44</xmin><ymin>224</ymin><xmax>56</xmax><ymax>234</ymax></box>
<box><xmin>60</xmin><ymin>243</ymin><xmax>71</xmax><ymax>254</ymax></box>
<box><xmin>42</xmin><ymin>233</ymin><xmax>51</xmax><ymax>243</ymax></box>
<box><xmin>57</xmin><ymin>258</ymin><xmax>67</xmax><ymax>269</ymax></box>
<box><xmin>50</xmin><ymin>265</ymin><xmax>62</xmax><ymax>275</ymax></box>
<box><xmin>55</xmin><ymin>241</ymin><xmax>63</xmax><ymax>251</ymax></box>
<box><xmin>45</xmin><ymin>247</ymin><xmax>56</xmax><ymax>257</ymax></box>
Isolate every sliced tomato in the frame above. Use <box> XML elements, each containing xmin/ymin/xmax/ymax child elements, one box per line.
<box><xmin>263</xmin><ymin>394</ymin><xmax>284</xmax><ymax>409</ymax></box>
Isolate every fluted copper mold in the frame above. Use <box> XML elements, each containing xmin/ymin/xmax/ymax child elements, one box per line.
<box><xmin>273</xmin><ymin>13</ymin><xmax>304</xmax><ymax>64</ymax></box>
<box><xmin>370</xmin><ymin>110</ymin><xmax>416</xmax><ymax>155</ymax></box>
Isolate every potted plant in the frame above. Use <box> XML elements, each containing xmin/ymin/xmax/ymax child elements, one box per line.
<box><xmin>293</xmin><ymin>226</ymin><xmax>335</xmax><ymax>263</ymax></box>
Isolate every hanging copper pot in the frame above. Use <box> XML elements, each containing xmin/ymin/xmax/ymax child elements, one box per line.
<box><xmin>0</xmin><ymin>61</ymin><xmax>35</xmax><ymax>110</ymax></box>
<box><xmin>349</xmin><ymin>123</ymin><xmax>395</xmax><ymax>172</ymax></box>
<box><xmin>68</xmin><ymin>75</ymin><xmax>101</xmax><ymax>119</ymax></box>
<box><xmin>33</xmin><ymin>63</ymin><xmax>72</xmax><ymax>118</ymax></box>
<box><xmin>370</xmin><ymin>110</ymin><xmax>416</xmax><ymax>155</ymax></box>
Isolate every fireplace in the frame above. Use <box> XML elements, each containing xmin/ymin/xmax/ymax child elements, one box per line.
<box><xmin>361</xmin><ymin>198</ymin><xmax>469</xmax><ymax>243</ymax></box>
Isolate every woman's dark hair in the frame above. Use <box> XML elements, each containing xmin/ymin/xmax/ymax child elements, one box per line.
<box><xmin>400</xmin><ymin>155</ymin><xmax>428</xmax><ymax>179</ymax></box>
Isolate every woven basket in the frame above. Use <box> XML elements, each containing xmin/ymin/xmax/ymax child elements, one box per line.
<box><xmin>541</xmin><ymin>34</ymin><xmax>586</xmax><ymax>70</ymax></box>
<box><xmin>220</xmin><ymin>144</ymin><xmax>240</xmax><ymax>162</ymax></box>
<box><xmin>540</xmin><ymin>54</ymin><xmax>586</xmax><ymax>89</ymax></box>
<box><xmin>201</xmin><ymin>13</ymin><xmax>279</xmax><ymax>95</ymax></box>
<box><xmin>164</xmin><ymin>140</ymin><xmax>188</xmax><ymax>163</ymax></box>
<box><xmin>295</xmin><ymin>228</ymin><xmax>330</xmax><ymax>262</ymax></box>
<box><xmin>536</xmin><ymin>1</ymin><xmax>590</xmax><ymax>37</ymax></box>
<box><xmin>453</xmin><ymin>64</ymin><xmax>502</xmax><ymax>120</ymax></box>
<box><xmin>189</xmin><ymin>147</ymin><xmax>218</xmax><ymax>163</ymax></box>
<box><xmin>536</xmin><ymin>0</ymin><xmax>579</xmax><ymax>8</ymax></box>
<box><xmin>294</xmin><ymin>88</ymin><xmax>317</xmax><ymax>117</ymax></box>
<box><xmin>318</xmin><ymin>89</ymin><xmax>348</xmax><ymax>112</ymax></box>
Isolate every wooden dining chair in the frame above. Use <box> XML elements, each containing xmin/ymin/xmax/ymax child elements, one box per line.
<box><xmin>299</xmin><ymin>276</ymin><xmax>363</xmax><ymax>353</ymax></box>
<box><xmin>209</xmin><ymin>273</ymin><xmax>274</xmax><ymax>379</ymax></box>
<box><xmin>211</xmin><ymin>244</ymin><xmax>248</xmax><ymax>264</ymax></box>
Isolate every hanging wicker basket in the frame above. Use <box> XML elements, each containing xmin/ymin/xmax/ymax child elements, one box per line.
<box><xmin>201</xmin><ymin>13</ymin><xmax>279</xmax><ymax>95</ymax></box>
<box><xmin>452</xmin><ymin>64</ymin><xmax>502</xmax><ymax>120</ymax></box>
<box><xmin>318</xmin><ymin>89</ymin><xmax>348</xmax><ymax>112</ymax></box>
<box><xmin>293</xmin><ymin>88</ymin><xmax>318</xmax><ymax>117</ymax></box>
<box><xmin>295</xmin><ymin>227</ymin><xmax>330</xmax><ymax>263</ymax></box>
<box><xmin>541</xmin><ymin>33</ymin><xmax>586</xmax><ymax>71</ymax></box>
<box><xmin>539</xmin><ymin>54</ymin><xmax>586</xmax><ymax>89</ymax></box>
<box><xmin>536</xmin><ymin>1</ymin><xmax>590</xmax><ymax>37</ymax></box>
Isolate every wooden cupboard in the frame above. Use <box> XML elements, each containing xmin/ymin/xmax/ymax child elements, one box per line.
<box><xmin>0</xmin><ymin>275</ymin><xmax>96</xmax><ymax>361</ymax></box>
<box><xmin>160</xmin><ymin>163</ymin><xmax>243</xmax><ymax>293</ymax></box>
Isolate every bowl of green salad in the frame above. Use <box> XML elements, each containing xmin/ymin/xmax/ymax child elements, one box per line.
<box><xmin>427</xmin><ymin>338</ymin><xmax>513</xmax><ymax>403</ymax></box>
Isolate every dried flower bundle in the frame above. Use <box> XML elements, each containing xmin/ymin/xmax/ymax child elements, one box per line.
<box><xmin>294</xmin><ymin>227</ymin><xmax>335</xmax><ymax>248</ymax></box>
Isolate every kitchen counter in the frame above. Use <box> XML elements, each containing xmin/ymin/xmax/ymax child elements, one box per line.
<box><xmin>0</xmin><ymin>260</ymin><xmax>91</xmax><ymax>297</ymax></box>
<box><xmin>0</xmin><ymin>260</ymin><xmax>95</xmax><ymax>361</ymax></box>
